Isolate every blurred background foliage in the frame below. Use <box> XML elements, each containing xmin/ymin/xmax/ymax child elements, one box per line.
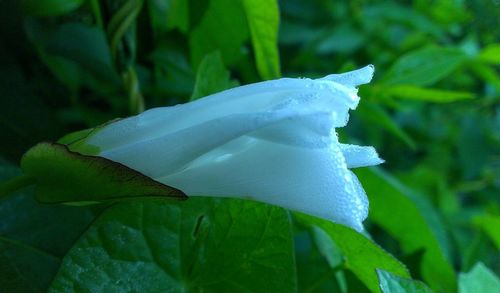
<box><xmin>0</xmin><ymin>0</ymin><xmax>499</xmax><ymax>292</ymax></box>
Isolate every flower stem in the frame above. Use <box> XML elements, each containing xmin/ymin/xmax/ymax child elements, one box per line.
<box><xmin>0</xmin><ymin>175</ymin><xmax>35</xmax><ymax>200</ymax></box>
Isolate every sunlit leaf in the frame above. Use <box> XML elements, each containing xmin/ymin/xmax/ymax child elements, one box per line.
<box><xmin>385</xmin><ymin>85</ymin><xmax>474</xmax><ymax>103</ymax></box>
<box><xmin>294</xmin><ymin>213</ymin><xmax>410</xmax><ymax>293</ymax></box>
<box><xmin>473</xmin><ymin>214</ymin><xmax>500</xmax><ymax>250</ymax></box>
<box><xmin>242</xmin><ymin>0</ymin><xmax>281</xmax><ymax>79</ymax></box>
<box><xmin>478</xmin><ymin>44</ymin><xmax>500</xmax><ymax>65</ymax></box>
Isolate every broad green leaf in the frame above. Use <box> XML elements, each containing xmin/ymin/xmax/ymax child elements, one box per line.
<box><xmin>0</xmin><ymin>162</ymin><xmax>100</xmax><ymax>292</ymax></box>
<box><xmin>385</xmin><ymin>85</ymin><xmax>474</xmax><ymax>103</ymax></box>
<box><xmin>20</xmin><ymin>142</ymin><xmax>186</xmax><ymax>203</ymax></box>
<box><xmin>478</xmin><ymin>44</ymin><xmax>500</xmax><ymax>65</ymax></box>
<box><xmin>383</xmin><ymin>47</ymin><xmax>467</xmax><ymax>86</ymax></box>
<box><xmin>189</xmin><ymin>0</ymin><xmax>249</xmax><ymax>67</ymax></box>
<box><xmin>49</xmin><ymin>198</ymin><xmax>297</xmax><ymax>292</ymax></box>
<box><xmin>459</xmin><ymin>263</ymin><xmax>500</xmax><ymax>293</ymax></box>
<box><xmin>294</xmin><ymin>213</ymin><xmax>410</xmax><ymax>293</ymax></box>
<box><xmin>22</xmin><ymin>0</ymin><xmax>84</xmax><ymax>16</ymax></box>
<box><xmin>355</xmin><ymin>168</ymin><xmax>456</xmax><ymax>292</ymax></box>
<box><xmin>473</xmin><ymin>214</ymin><xmax>500</xmax><ymax>250</ymax></box>
<box><xmin>190</xmin><ymin>51</ymin><xmax>238</xmax><ymax>101</ymax></box>
<box><xmin>377</xmin><ymin>269</ymin><xmax>433</xmax><ymax>293</ymax></box>
<box><xmin>242</xmin><ymin>0</ymin><xmax>281</xmax><ymax>79</ymax></box>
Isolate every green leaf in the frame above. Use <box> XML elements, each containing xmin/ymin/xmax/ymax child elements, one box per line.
<box><xmin>385</xmin><ymin>85</ymin><xmax>474</xmax><ymax>103</ymax></box>
<box><xmin>294</xmin><ymin>230</ymin><xmax>344</xmax><ymax>292</ymax></box>
<box><xmin>44</xmin><ymin>22</ymin><xmax>120</xmax><ymax>85</ymax></box>
<box><xmin>377</xmin><ymin>269</ymin><xmax>433</xmax><ymax>293</ymax></box>
<box><xmin>355</xmin><ymin>168</ymin><xmax>456</xmax><ymax>292</ymax></box>
<box><xmin>357</xmin><ymin>101</ymin><xmax>416</xmax><ymax>149</ymax></box>
<box><xmin>242</xmin><ymin>0</ymin><xmax>281</xmax><ymax>79</ymax></box>
<box><xmin>190</xmin><ymin>51</ymin><xmax>238</xmax><ymax>101</ymax></box>
<box><xmin>150</xmin><ymin>46</ymin><xmax>196</xmax><ymax>97</ymax></box>
<box><xmin>189</xmin><ymin>0</ymin><xmax>249</xmax><ymax>67</ymax></box>
<box><xmin>20</xmin><ymin>142</ymin><xmax>187</xmax><ymax>203</ymax></box>
<box><xmin>0</xmin><ymin>162</ymin><xmax>100</xmax><ymax>292</ymax></box>
<box><xmin>473</xmin><ymin>214</ymin><xmax>500</xmax><ymax>250</ymax></box>
<box><xmin>478</xmin><ymin>44</ymin><xmax>500</xmax><ymax>65</ymax></box>
<box><xmin>49</xmin><ymin>198</ymin><xmax>297</xmax><ymax>292</ymax></box>
<box><xmin>459</xmin><ymin>263</ymin><xmax>500</xmax><ymax>293</ymax></box>
<box><xmin>0</xmin><ymin>237</ymin><xmax>60</xmax><ymax>293</ymax></box>
<box><xmin>22</xmin><ymin>0</ymin><xmax>84</xmax><ymax>16</ymax></box>
<box><xmin>148</xmin><ymin>0</ymin><xmax>190</xmax><ymax>33</ymax></box>
<box><xmin>383</xmin><ymin>47</ymin><xmax>467</xmax><ymax>86</ymax></box>
<box><xmin>294</xmin><ymin>213</ymin><xmax>410</xmax><ymax>293</ymax></box>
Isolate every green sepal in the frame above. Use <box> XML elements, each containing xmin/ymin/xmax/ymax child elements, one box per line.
<box><xmin>21</xmin><ymin>142</ymin><xmax>187</xmax><ymax>204</ymax></box>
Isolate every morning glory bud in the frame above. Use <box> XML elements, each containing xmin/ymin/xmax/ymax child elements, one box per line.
<box><xmin>80</xmin><ymin>65</ymin><xmax>382</xmax><ymax>231</ymax></box>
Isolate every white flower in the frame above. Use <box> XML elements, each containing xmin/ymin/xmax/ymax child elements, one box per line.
<box><xmin>83</xmin><ymin>65</ymin><xmax>382</xmax><ymax>231</ymax></box>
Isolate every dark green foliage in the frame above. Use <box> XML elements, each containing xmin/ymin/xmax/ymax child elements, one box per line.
<box><xmin>0</xmin><ymin>0</ymin><xmax>498</xmax><ymax>291</ymax></box>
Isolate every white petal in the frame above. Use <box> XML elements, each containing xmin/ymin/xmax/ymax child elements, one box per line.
<box><xmin>155</xmin><ymin>135</ymin><xmax>369</xmax><ymax>231</ymax></box>
<box><xmin>88</xmin><ymin>76</ymin><xmax>362</xmax><ymax>151</ymax></box>
<box><xmin>99</xmin><ymin>109</ymin><xmax>333</xmax><ymax>178</ymax></box>
<box><xmin>340</xmin><ymin>144</ymin><xmax>384</xmax><ymax>168</ymax></box>
<box><xmin>319</xmin><ymin>65</ymin><xmax>374</xmax><ymax>87</ymax></box>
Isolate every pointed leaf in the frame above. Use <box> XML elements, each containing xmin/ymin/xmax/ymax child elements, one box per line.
<box><xmin>383</xmin><ymin>47</ymin><xmax>467</xmax><ymax>86</ymax></box>
<box><xmin>294</xmin><ymin>213</ymin><xmax>410</xmax><ymax>293</ymax></box>
<box><xmin>355</xmin><ymin>168</ymin><xmax>456</xmax><ymax>292</ymax></box>
<box><xmin>190</xmin><ymin>51</ymin><xmax>238</xmax><ymax>101</ymax></box>
<box><xmin>242</xmin><ymin>0</ymin><xmax>281</xmax><ymax>79</ymax></box>
<box><xmin>385</xmin><ymin>85</ymin><xmax>474</xmax><ymax>103</ymax></box>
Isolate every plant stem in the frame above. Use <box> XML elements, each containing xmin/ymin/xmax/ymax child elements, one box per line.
<box><xmin>0</xmin><ymin>175</ymin><xmax>35</xmax><ymax>200</ymax></box>
<box><xmin>123</xmin><ymin>66</ymin><xmax>145</xmax><ymax>114</ymax></box>
<box><xmin>90</xmin><ymin>0</ymin><xmax>104</xmax><ymax>29</ymax></box>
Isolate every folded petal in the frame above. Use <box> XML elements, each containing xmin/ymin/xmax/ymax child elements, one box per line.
<box><xmin>99</xmin><ymin>109</ymin><xmax>334</xmax><ymax>178</ymax></box>
<box><xmin>340</xmin><ymin>144</ymin><xmax>384</xmax><ymax>168</ymax></box>
<box><xmin>155</xmin><ymin>135</ymin><xmax>369</xmax><ymax>231</ymax></box>
<box><xmin>319</xmin><ymin>65</ymin><xmax>374</xmax><ymax>87</ymax></box>
<box><xmin>88</xmin><ymin>67</ymin><xmax>372</xmax><ymax>152</ymax></box>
